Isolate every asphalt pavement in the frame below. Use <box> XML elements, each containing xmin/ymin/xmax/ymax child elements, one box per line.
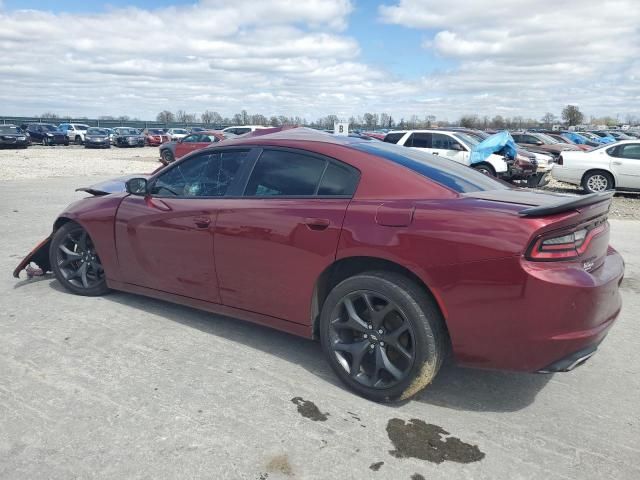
<box><xmin>1</xmin><ymin>176</ymin><xmax>639</xmax><ymax>480</ymax></box>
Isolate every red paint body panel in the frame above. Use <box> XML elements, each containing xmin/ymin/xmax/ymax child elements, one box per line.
<box><xmin>214</xmin><ymin>198</ymin><xmax>350</xmax><ymax>323</ymax></box>
<box><xmin>15</xmin><ymin>130</ymin><xmax>624</xmax><ymax>374</ymax></box>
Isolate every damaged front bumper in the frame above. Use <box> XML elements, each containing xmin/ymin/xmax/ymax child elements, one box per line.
<box><xmin>13</xmin><ymin>236</ymin><xmax>51</xmax><ymax>278</ymax></box>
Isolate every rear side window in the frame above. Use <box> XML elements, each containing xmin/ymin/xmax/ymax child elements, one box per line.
<box><xmin>383</xmin><ymin>132</ymin><xmax>405</xmax><ymax>144</ymax></box>
<box><xmin>407</xmin><ymin>132</ymin><xmax>431</xmax><ymax>148</ymax></box>
<box><xmin>245</xmin><ymin>150</ymin><xmax>326</xmax><ymax>196</ymax></box>
<box><xmin>318</xmin><ymin>162</ymin><xmax>359</xmax><ymax>196</ymax></box>
<box><xmin>350</xmin><ymin>141</ymin><xmax>508</xmax><ymax>194</ymax></box>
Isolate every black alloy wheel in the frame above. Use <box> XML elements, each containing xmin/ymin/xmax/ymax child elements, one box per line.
<box><xmin>50</xmin><ymin>222</ymin><xmax>109</xmax><ymax>296</ymax></box>
<box><xmin>161</xmin><ymin>149</ymin><xmax>175</xmax><ymax>164</ymax></box>
<box><xmin>320</xmin><ymin>272</ymin><xmax>446</xmax><ymax>402</ymax></box>
<box><xmin>328</xmin><ymin>290</ymin><xmax>416</xmax><ymax>389</ymax></box>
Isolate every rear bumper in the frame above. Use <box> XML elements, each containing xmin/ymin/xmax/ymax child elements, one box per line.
<box><xmin>537</xmin><ymin>342</ymin><xmax>600</xmax><ymax>373</ymax></box>
<box><xmin>444</xmin><ymin>247</ymin><xmax>624</xmax><ymax>372</ymax></box>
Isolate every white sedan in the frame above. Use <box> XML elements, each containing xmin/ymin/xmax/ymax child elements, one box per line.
<box><xmin>552</xmin><ymin>140</ymin><xmax>640</xmax><ymax>193</ymax></box>
<box><xmin>167</xmin><ymin>128</ymin><xmax>189</xmax><ymax>141</ymax></box>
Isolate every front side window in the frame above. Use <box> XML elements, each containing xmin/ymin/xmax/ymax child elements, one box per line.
<box><xmin>151</xmin><ymin>150</ymin><xmax>249</xmax><ymax>197</ymax></box>
<box><xmin>182</xmin><ymin>134</ymin><xmax>202</xmax><ymax>143</ymax></box>
<box><xmin>245</xmin><ymin>150</ymin><xmax>327</xmax><ymax>196</ymax></box>
<box><xmin>431</xmin><ymin>133</ymin><xmax>461</xmax><ymax>150</ymax></box>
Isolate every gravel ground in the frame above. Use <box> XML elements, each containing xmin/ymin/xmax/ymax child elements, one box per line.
<box><xmin>0</xmin><ymin>145</ymin><xmax>160</xmax><ymax>181</ymax></box>
<box><xmin>543</xmin><ymin>178</ymin><xmax>640</xmax><ymax>221</ymax></box>
<box><xmin>1</xmin><ymin>177</ymin><xmax>639</xmax><ymax>480</ymax></box>
<box><xmin>1</xmin><ymin>145</ymin><xmax>638</xmax><ymax>219</ymax></box>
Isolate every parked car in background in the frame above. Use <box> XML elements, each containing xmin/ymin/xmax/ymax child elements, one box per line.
<box><xmin>14</xmin><ymin>128</ymin><xmax>624</xmax><ymax>402</ymax></box>
<box><xmin>23</xmin><ymin>123</ymin><xmax>69</xmax><ymax>146</ymax></box>
<box><xmin>159</xmin><ymin>130</ymin><xmax>227</xmax><ymax>164</ymax></box>
<box><xmin>591</xmin><ymin>132</ymin><xmax>617</xmax><ymax>143</ymax></box>
<box><xmin>511</xmin><ymin>131</ymin><xmax>580</xmax><ymax>159</ymax></box>
<box><xmin>544</xmin><ymin>133</ymin><xmax>592</xmax><ymax>151</ymax></box>
<box><xmin>189</xmin><ymin>127</ymin><xmax>207</xmax><ymax>133</ymax></box>
<box><xmin>142</xmin><ymin>128</ymin><xmax>171</xmax><ymax>146</ymax></box>
<box><xmin>384</xmin><ymin>129</ymin><xmax>509</xmax><ymax>177</ymax></box>
<box><xmin>221</xmin><ymin>125</ymin><xmax>269</xmax><ymax>136</ymax></box>
<box><xmin>167</xmin><ymin>128</ymin><xmax>190</xmax><ymax>141</ymax></box>
<box><xmin>552</xmin><ymin>140</ymin><xmax>640</xmax><ymax>193</ymax></box>
<box><xmin>103</xmin><ymin>128</ymin><xmax>116</xmax><ymax>144</ymax></box>
<box><xmin>559</xmin><ymin>132</ymin><xmax>601</xmax><ymax>148</ymax></box>
<box><xmin>112</xmin><ymin>127</ymin><xmax>145</xmax><ymax>147</ymax></box>
<box><xmin>603</xmin><ymin>131</ymin><xmax>633</xmax><ymax>141</ymax></box>
<box><xmin>578</xmin><ymin>132</ymin><xmax>609</xmax><ymax>144</ymax></box>
<box><xmin>450</xmin><ymin>128</ymin><xmax>543</xmax><ymax>186</ymax></box>
<box><xmin>0</xmin><ymin>124</ymin><xmax>29</xmax><ymax>148</ymax></box>
<box><xmin>58</xmin><ymin>123</ymin><xmax>90</xmax><ymax>145</ymax></box>
<box><xmin>83</xmin><ymin>127</ymin><xmax>111</xmax><ymax>149</ymax></box>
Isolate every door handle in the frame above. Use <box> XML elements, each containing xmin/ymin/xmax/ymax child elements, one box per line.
<box><xmin>432</xmin><ymin>152</ymin><xmax>439</xmax><ymax>155</ymax></box>
<box><xmin>304</xmin><ymin>218</ymin><xmax>330</xmax><ymax>231</ymax></box>
<box><xmin>193</xmin><ymin>216</ymin><xmax>211</xmax><ymax>228</ymax></box>
<box><xmin>612</xmin><ymin>161</ymin><xmax>622</xmax><ymax>165</ymax></box>
<box><xmin>145</xmin><ymin>196</ymin><xmax>172</xmax><ymax>211</ymax></box>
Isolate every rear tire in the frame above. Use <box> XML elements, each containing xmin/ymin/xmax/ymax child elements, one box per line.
<box><xmin>42</xmin><ymin>137</ymin><xmax>49</xmax><ymax>146</ymax></box>
<box><xmin>582</xmin><ymin>171</ymin><xmax>614</xmax><ymax>193</ymax></box>
<box><xmin>49</xmin><ymin>222</ymin><xmax>110</xmax><ymax>297</ymax></box>
<box><xmin>320</xmin><ymin>271</ymin><xmax>446</xmax><ymax>402</ymax></box>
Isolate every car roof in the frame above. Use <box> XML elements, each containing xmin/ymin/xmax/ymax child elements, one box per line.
<box><xmin>386</xmin><ymin>129</ymin><xmax>459</xmax><ymax>135</ymax></box>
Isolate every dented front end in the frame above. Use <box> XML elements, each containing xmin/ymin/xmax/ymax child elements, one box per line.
<box><xmin>13</xmin><ymin>235</ymin><xmax>52</xmax><ymax>278</ymax></box>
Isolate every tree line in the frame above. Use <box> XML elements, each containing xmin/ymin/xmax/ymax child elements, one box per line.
<box><xmin>34</xmin><ymin>104</ymin><xmax>637</xmax><ymax>130</ymax></box>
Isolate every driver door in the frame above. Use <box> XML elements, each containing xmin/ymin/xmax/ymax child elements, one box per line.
<box><xmin>430</xmin><ymin>133</ymin><xmax>468</xmax><ymax>164</ymax></box>
<box><xmin>115</xmin><ymin>149</ymin><xmax>253</xmax><ymax>302</ymax></box>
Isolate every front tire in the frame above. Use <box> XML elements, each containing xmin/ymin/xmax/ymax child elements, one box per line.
<box><xmin>75</xmin><ymin>136</ymin><xmax>82</xmax><ymax>145</ymax></box>
<box><xmin>49</xmin><ymin>222</ymin><xmax>109</xmax><ymax>297</ymax></box>
<box><xmin>582</xmin><ymin>171</ymin><xmax>614</xmax><ymax>193</ymax></box>
<box><xmin>161</xmin><ymin>149</ymin><xmax>175</xmax><ymax>164</ymax></box>
<box><xmin>472</xmin><ymin>163</ymin><xmax>496</xmax><ymax>177</ymax></box>
<box><xmin>320</xmin><ymin>272</ymin><xmax>446</xmax><ymax>402</ymax></box>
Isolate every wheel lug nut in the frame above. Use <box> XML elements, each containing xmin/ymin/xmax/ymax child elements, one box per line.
<box><xmin>378</xmin><ymin>329</ymin><xmax>383</xmax><ymax>334</ymax></box>
<box><xmin>380</xmin><ymin>342</ymin><xmax>385</xmax><ymax>347</ymax></box>
<box><xmin>367</xmin><ymin>324</ymin><xmax>372</xmax><ymax>329</ymax></box>
<box><xmin>363</xmin><ymin>334</ymin><xmax>368</xmax><ymax>339</ymax></box>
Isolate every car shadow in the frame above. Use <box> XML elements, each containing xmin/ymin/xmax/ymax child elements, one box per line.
<box><xmin>45</xmin><ymin>280</ymin><xmax>552</xmax><ymax>412</ymax></box>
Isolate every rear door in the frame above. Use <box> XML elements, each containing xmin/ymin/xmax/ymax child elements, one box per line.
<box><xmin>609</xmin><ymin>143</ymin><xmax>640</xmax><ymax>188</ymax></box>
<box><xmin>430</xmin><ymin>133</ymin><xmax>469</xmax><ymax>164</ymax></box>
<box><xmin>214</xmin><ymin>147</ymin><xmax>360</xmax><ymax>324</ymax></box>
<box><xmin>115</xmin><ymin>149</ymin><xmax>253</xmax><ymax>302</ymax></box>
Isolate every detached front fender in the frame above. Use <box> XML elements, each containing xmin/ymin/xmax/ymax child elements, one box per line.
<box><xmin>12</xmin><ymin>236</ymin><xmax>52</xmax><ymax>278</ymax></box>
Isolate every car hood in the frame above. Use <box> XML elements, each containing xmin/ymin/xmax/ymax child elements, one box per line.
<box><xmin>75</xmin><ymin>174</ymin><xmax>151</xmax><ymax>196</ymax></box>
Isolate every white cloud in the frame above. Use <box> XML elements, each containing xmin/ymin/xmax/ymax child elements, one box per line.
<box><xmin>0</xmin><ymin>0</ymin><xmax>392</xmax><ymax>120</ymax></box>
<box><xmin>380</xmin><ymin>0</ymin><xmax>640</xmax><ymax>119</ymax></box>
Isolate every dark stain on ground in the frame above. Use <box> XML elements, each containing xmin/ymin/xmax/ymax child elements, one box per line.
<box><xmin>410</xmin><ymin>474</ymin><xmax>425</xmax><ymax>480</ymax></box>
<box><xmin>369</xmin><ymin>461</ymin><xmax>384</xmax><ymax>471</ymax></box>
<box><xmin>291</xmin><ymin>397</ymin><xmax>329</xmax><ymax>421</ymax></box>
<box><xmin>64</xmin><ymin>337</ymin><xmax>70</xmax><ymax>341</ymax></box>
<box><xmin>386</xmin><ymin>418</ymin><xmax>485</xmax><ymax>464</ymax></box>
<box><xmin>257</xmin><ymin>473</ymin><xmax>269</xmax><ymax>480</ymax></box>
<box><xmin>347</xmin><ymin>411</ymin><xmax>362</xmax><ymax>422</ymax></box>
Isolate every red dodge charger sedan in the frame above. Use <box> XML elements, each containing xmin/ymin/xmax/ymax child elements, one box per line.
<box><xmin>14</xmin><ymin>128</ymin><xmax>624</xmax><ymax>402</ymax></box>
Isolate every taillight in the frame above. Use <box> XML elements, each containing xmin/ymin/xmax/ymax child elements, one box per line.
<box><xmin>557</xmin><ymin>155</ymin><xmax>563</xmax><ymax>165</ymax></box>
<box><xmin>527</xmin><ymin>222</ymin><xmax>607</xmax><ymax>260</ymax></box>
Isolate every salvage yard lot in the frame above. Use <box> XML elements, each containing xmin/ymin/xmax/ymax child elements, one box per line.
<box><xmin>1</xmin><ymin>147</ymin><xmax>639</xmax><ymax>479</ymax></box>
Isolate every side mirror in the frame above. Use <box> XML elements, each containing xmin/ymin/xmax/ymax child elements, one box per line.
<box><xmin>125</xmin><ymin>177</ymin><xmax>148</xmax><ymax>195</ymax></box>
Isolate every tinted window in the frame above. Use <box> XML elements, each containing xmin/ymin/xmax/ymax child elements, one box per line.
<box><xmin>245</xmin><ymin>150</ymin><xmax>326</xmax><ymax>196</ymax></box>
<box><xmin>152</xmin><ymin>150</ymin><xmax>249</xmax><ymax>197</ymax></box>
<box><xmin>431</xmin><ymin>133</ymin><xmax>461</xmax><ymax>150</ymax></box>
<box><xmin>383</xmin><ymin>132</ymin><xmax>405</xmax><ymax>144</ymax></box>
<box><xmin>407</xmin><ymin>132</ymin><xmax>431</xmax><ymax>148</ymax></box>
<box><xmin>0</xmin><ymin>126</ymin><xmax>19</xmax><ymax>134</ymax></box>
<box><xmin>619</xmin><ymin>144</ymin><xmax>640</xmax><ymax>160</ymax></box>
<box><xmin>318</xmin><ymin>162</ymin><xmax>359</xmax><ymax>196</ymax></box>
<box><xmin>350</xmin><ymin>141</ymin><xmax>508</xmax><ymax>194</ymax></box>
<box><xmin>182</xmin><ymin>134</ymin><xmax>202</xmax><ymax>143</ymax></box>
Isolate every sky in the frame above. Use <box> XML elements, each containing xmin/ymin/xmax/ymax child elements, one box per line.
<box><xmin>0</xmin><ymin>0</ymin><xmax>639</xmax><ymax>122</ymax></box>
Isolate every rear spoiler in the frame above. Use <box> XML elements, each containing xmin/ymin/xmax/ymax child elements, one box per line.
<box><xmin>518</xmin><ymin>191</ymin><xmax>614</xmax><ymax>217</ymax></box>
